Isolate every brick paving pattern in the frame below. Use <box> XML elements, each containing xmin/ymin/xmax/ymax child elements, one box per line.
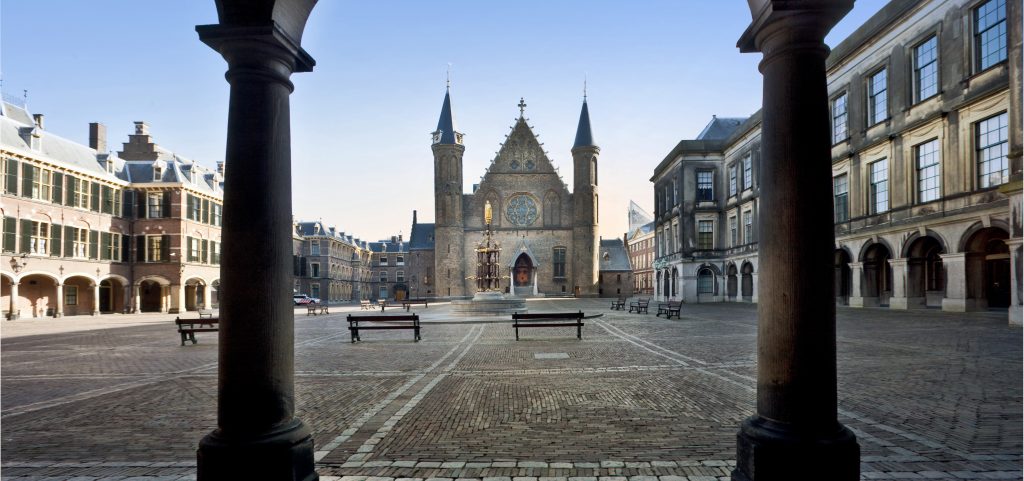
<box><xmin>1</xmin><ymin>300</ymin><xmax>1020</xmax><ymax>480</ymax></box>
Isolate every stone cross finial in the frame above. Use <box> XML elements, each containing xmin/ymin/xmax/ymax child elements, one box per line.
<box><xmin>518</xmin><ymin>97</ymin><xmax>527</xmax><ymax>116</ymax></box>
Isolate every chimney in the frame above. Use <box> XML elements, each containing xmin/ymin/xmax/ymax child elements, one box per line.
<box><xmin>32</xmin><ymin>114</ymin><xmax>44</xmax><ymax>130</ymax></box>
<box><xmin>398</xmin><ymin>234</ymin><xmax>403</xmax><ymax>243</ymax></box>
<box><xmin>89</xmin><ymin>122</ymin><xmax>107</xmax><ymax>152</ymax></box>
<box><xmin>217</xmin><ymin>161</ymin><xmax>225</xmax><ymax>175</ymax></box>
<box><xmin>391</xmin><ymin>236</ymin><xmax>397</xmax><ymax>243</ymax></box>
<box><xmin>413</xmin><ymin>210</ymin><xmax>418</xmax><ymax>225</ymax></box>
<box><xmin>134</xmin><ymin>121</ymin><xmax>149</xmax><ymax>135</ymax></box>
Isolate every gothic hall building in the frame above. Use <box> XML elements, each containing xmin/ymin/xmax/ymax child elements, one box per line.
<box><xmin>428</xmin><ymin>90</ymin><xmax>601</xmax><ymax>298</ymax></box>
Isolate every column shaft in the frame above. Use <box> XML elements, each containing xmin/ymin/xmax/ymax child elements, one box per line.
<box><xmin>9</xmin><ymin>282</ymin><xmax>19</xmax><ymax>320</ymax></box>
<box><xmin>92</xmin><ymin>283</ymin><xmax>100</xmax><ymax>315</ymax></box>
<box><xmin>55</xmin><ymin>284</ymin><xmax>64</xmax><ymax>318</ymax></box>
<box><xmin>734</xmin><ymin>5</ymin><xmax>858</xmax><ymax>480</ymax></box>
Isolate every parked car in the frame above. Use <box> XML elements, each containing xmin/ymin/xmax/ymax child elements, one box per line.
<box><xmin>293</xmin><ymin>294</ymin><xmax>320</xmax><ymax>305</ymax></box>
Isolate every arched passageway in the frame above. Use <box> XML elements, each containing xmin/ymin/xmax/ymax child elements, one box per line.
<box><xmin>727</xmin><ymin>264</ymin><xmax>738</xmax><ymax>300</ymax></box>
<box><xmin>741</xmin><ymin>262</ymin><xmax>754</xmax><ymax>302</ymax></box>
<box><xmin>834</xmin><ymin>249</ymin><xmax>851</xmax><ymax>305</ymax></box>
<box><xmin>905</xmin><ymin>236</ymin><xmax>944</xmax><ymax>308</ymax></box>
<box><xmin>964</xmin><ymin>227</ymin><xmax>1010</xmax><ymax>309</ymax></box>
<box><xmin>861</xmin><ymin>243</ymin><xmax>893</xmax><ymax>307</ymax></box>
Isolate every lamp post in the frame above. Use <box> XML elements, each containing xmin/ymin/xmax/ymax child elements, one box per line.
<box><xmin>733</xmin><ymin>1</ymin><xmax>859</xmax><ymax>480</ymax></box>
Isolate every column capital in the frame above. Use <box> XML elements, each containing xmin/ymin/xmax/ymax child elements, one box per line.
<box><xmin>197</xmin><ymin>23</ymin><xmax>315</xmax><ymax>83</ymax></box>
<box><xmin>887</xmin><ymin>258</ymin><xmax>910</xmax><ymax>267</ymax></box>
<box><xmin>940</xmin><ymin>252</ymin><xmax>967</xmax><ymax>261</ymax></box>
<box><xmin>738</xmin><ymin>0</ymin><xmax>854</xmax><ymax>53</ymax></box>
<box><xmin>1003</xmin><ymin>238</ymin><xmax>1024</xmax><ymax>248</ymax></box>
<box><xmin>847</xmin><ymin>262</ymin><xmax>863</xmax><ymax>269</ymax></box>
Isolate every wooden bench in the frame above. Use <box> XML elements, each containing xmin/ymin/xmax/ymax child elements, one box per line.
<box><xmin>629</xmin><ymin>298</ymin><xmax>650</xmax><ymax>314</ymax></box>
<box><xmin>197</xmin><ymin>309</ymin><xmax>214</xmax><ymax>319</ymax></box>
<box><xmin>378</xmin><ymin>301</ymin><xmax>405</xmax><ymax>312</ymax></box>
<box><xmin>347</xmin><ymin>314</ymin><xmax>421</xmax><ymax>343</ymax></box>
<box><xmin>512</xmin><ymin>311</ymin><xmax>585</xmax><ymax>340</ymax></box>
<box><xmin>306</xmin><ymin>303</ymin><xmax>329</xmax><ymax>316</ymax></box>
<box><xmin>176</xmin><ymin>317</ymin><xmax>219</xmax><ymax>346</ymax></box>
<box><xmin>610</xmin><ymin>297</ymin><xmax>627</xmax><ymax>310</ymax></box>
<box><xmin>657</xmin><ymin>301</ymin><xmax>682</xmax><ymax>319</ymax></box>
<box><xmin>401</xmin><ymin>299</ymin><xmax>430</xmax><ymax>311</ymax></box>
<box><xmin>359</xmin><ymin>299</ymin><xmax>373</xmax><ymax>310</ymax></box>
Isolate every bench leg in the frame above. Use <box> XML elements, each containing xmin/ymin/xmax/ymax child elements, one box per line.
<box><xmin>414</xmin><ymin>326</ymin><xmax>420</xmax><ymax>342</ymax></box>
<box><xmin>515</xmin><ymin>325</ymin><xmax>520</xmax><ymax>341</ymax></box>
<box><xmin>180</xmin><ymin>332</ymin><xmax>187</xmax><ymax>346</ymax></box>
<box><xmin>190</xmin><ymin>332</ymin><xmax>198</xmax><ymax>345</ymax></box>
<box><xmin>577</xmin><ymin>324</ymin><xmax>582</xmax><ymax>339</ymax></box>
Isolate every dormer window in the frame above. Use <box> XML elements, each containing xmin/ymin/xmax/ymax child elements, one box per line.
<box><xmin>153</xmin><ymin>167</ymin><xmax>162</xmax><ymax>181</ymax></box>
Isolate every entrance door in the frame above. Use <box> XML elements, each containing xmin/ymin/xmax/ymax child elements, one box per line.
<box><xmin>99</xmin><ymin>280</ymin><xmax>112</xmax><ymax>313</ymax></box>
<box><xmin>514</xmin><ymin>254</ymin><xmax>533</xmax><ymax>287</ymax></box>
<box><xmin>987</xmin><ymin>258</ymin><xmax>1010</xmax><ymax>308</ymax></box>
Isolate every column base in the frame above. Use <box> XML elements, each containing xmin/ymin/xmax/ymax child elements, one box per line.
<box><xmin>732</xmin><ymin>415</ymin><xmax>859</xmax><ymax>481</ymax></box>
<box><xmin>54</xmin><ymin>312</ymin><xmax>63</xmax><ymax>318</ymax></box>
<box><xmin>1010</xmin><ymin>307</ymin><xmax>1022</xmax><ymax>326</ymax></box>
<box><xmin>197</xmin><ymin>419</ymin><xmax>318</xmax><ymax>481</ymax></box>
<box><xmin>7</xmin><ymin>312</ymin><xmax>19</xmax><ymax>321</ymax></box>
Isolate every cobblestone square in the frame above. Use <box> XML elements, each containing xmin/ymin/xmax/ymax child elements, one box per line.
<box><xmin>1</xmin><ymin>299</ymin><xmax>1020</xmax><ymax>480</ymax></box>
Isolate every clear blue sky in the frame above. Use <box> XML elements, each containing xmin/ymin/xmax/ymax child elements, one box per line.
<box><xmin>1</xmin><ymin>0</ymin><xmax>888</xmax><ymax>242</ymax></box>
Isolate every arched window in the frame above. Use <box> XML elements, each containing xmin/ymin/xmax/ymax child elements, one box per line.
<box><xmin>697</xmin><ymin>268</ymin><xmax>714</xmax><ymax>294</ymax></box>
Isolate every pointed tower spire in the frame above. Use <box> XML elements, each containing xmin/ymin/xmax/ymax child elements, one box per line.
<box><xmin>433</xmin><ymin>86</ymin><xmax>462</xmax><ymax>145</ymax></box>
<box><xmin>573</xmin><ymin>96</ymin><xmax>596</xmax><ymax>148</ymax></box>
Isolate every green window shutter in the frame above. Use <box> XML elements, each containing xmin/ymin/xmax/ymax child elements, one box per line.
<box><xmin>136</xmin><ymin>235</ymin><xmax>146</xmax><ymax>262</ymax></box>
<box><xmin>4</xmin><ymin>159</ymin><xmax>18</xmax><ymax>194</ymax></box>
<box><xmin>2</xmin><ymin>217</ymin><xmax>16</xmax><ymax>252</ymax></box>
<box><xmin>186</xmin><ymin>237</ymin><xmax>194</xmax><ymax>262</ymax></box>
<box><xmin>162</xmin><ymin>192</ymin><xmax>171</xmax><ymax>218</ymax></box>
<box><xmin>186</xmin><ymin>195</ymin><xmax>194</xmax><ymax>220</ymax></box>
<box><xmin>52</xmin><ymin>172</ymin><xmax>63</xmax><ymax>204</ymax></box>
<box><xmin>64</xmin><ymin>176</ymin><xmax>76</xmax><ymax>206</ymax></box>
<box><xmin>21</xmin><ymin>163</ymin><xmax>33</xmax><ymax>198</ymax></box>
<box><xmin>202</xmin><ymin>239</ymin><xmax>209</xmax><ymax>263</ymax></box>
<box><xmin>137</xmin><ymin>190</ymin><xmax>146</xmax><ymax>218</ymax></box>
<box><xmin>90</xmin><ymin>182</ymin><xmax>100</xmax><ymax>211</ymax></box>
<box><xmin>120</xmin><ymin>234</ymin><xmax>130</xmax><ymax>262</ymax></box>
<box><xmin>122</xmin><ymin>190</ymin><xmax>134</xmax><ymax>218</ymax></box>
<box><xmin>64</xmin><ymin>226</ymin><xmax>74</xmax><ymax>258</ymax></box>
<box><xmin>161</xmin><ymin>234</ymin><xmax>170</xmax><ymax>262</ymax></box>
<box><xmin>89</xmin><ymin>230</ymin><xmax>99</xmax><ymax>259</ymax></box>
<box><xmin>202</xmin><ymin>199</ymin><xmax>210</xmax><ymax>224</ymax></box>
<box><xmin>50</xmin><ymin>223</ymin><xmax>62</xmax><ymax>257</ymax></box>
<box><xmin>19</xmin><ymin>219</ymin><xmax>32</xmax><ymax>253</ymax></box>
<box><xmin>113</xmin><ymin>189</ymin><xmax>121</xmax><ymax>216</ymax></box>
<box><xmin>101</xmin><ymin>186</ymin><xmax>113</xmax><ymax>214</ymax></box>
<box><xmin>100</xmin><ymin>232</ymin><xmax>111</xmax><ymax>260</ymax></box>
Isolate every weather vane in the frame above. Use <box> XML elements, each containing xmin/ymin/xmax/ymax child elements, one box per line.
<box><xmin>518</xmin><ymin>97</ymin><xmax>527</xmax><ymax>116</ymax></box>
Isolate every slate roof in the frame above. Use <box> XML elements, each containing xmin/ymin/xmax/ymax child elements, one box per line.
<box><xmin>433</xmin><ymin>88</ymin><xmax>460</xmax><ymax>145</ymax></box>
<box><xmin>0</xmin><ymin>100</ymin><xmax>127</xmax><ymax>182</ymax></box>
<box><xmin>125</xmin><ymin>145</ymin><xmax>223</xmax><ymax>195</ymax></box>
<box><xmin>296</xmin><ymin>221</ymin><xmax>367</xmax><ymax>250</ymax></box>
<box><xmin>599</xmin><ymin>238</ymin><xmax>631</xmax><ymax>272</ymax></box>
<box><xmin>696</xmin><ymin>116</ymin><xmax>747</xmax><ymax>140</ymax></box>
<box><xmin>368</xmin><ymin>239</ymin><xmax>407</xmax><ymax>254</ymax></box>
<box><xmin>573</xmin><ymin>99</ymin><xmax>596</xmax><ymax>148</ymax></box>
<box><xmin>409</xmin><ymin>222</ymin><xmax>435</xmax><ymax>250</ymax></box>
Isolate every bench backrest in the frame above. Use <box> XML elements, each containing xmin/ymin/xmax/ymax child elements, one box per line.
<box><xmin>348</xmin><ymin>314</ymin><xmax>419</xmax><ymax>322</ymax></box>
<box><xmin>176</xmin><ymin>317</ymin><xmax>219</xmax><ymax>325</ymax></box>
<box><xmin>513</xmin><ymin>311</ymin><xmax>584</xmax><ymax>321</ymax></box>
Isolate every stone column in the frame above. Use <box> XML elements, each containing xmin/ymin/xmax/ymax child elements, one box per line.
<box><xmin>940</xmin><ymin>253</ymin><xmax>967</xmax><ymax>312</ymax></box>
<box><xmin>532</xmin><ymin>270</ymin><xmax>539</xmax><ymax>296</ymax></box>
<box><xmin>171</xmin><ymin>284</ymin><xmax>185</xmax><ymax>313</ymax></box>
<box><xmin>124</xmin><ymin>285</ymin><xmax>133</xmax><ymax>313</ymax></box>
<box><xmin>848</xmin><ymin>262</ymin><xmax>864</xmax><ymax>307</ymax></box>
<box><xmin>91</xmin><ymin>283</ymin><xmax>100</xmax><ymax>316</ymax></box>
<box><xmin>160</xmin><ymin>286</ymin><xmax>169</xmax><ymax>313</ymax></box>
<box><xmin>734</xmin><ymin>2</ymin><xmax>859</xmax><ymax>480</ymax></box>
<box><xmin>55</xmin><ymin>283</ymin><xmax>64</xmax><ymax>318</ymax></box>
<box><xmin>8</xmin><ymin>282</ymin><xmax>19</xmax><ymax>320</ymax></box>
<box><xmin>196</xmin><ymin>5</ymin><xmax>318</xmax><ymax>480</ymax></box>
<box><xmin>204</xmin><ymin>283</ymin><xmax>213</xmax><ymax>310</ymax></box>
<box><xmin>133</xmin><ymin>284</ymin><xmax>141</xmax><ymax>314</ymax></box>
<box><xmin>888</xmin><ymin>258</ymin><xmax>909</xmax><ymax>310</ymax></box>
<box><xmin>1005</xmin><ymin>239</ymin><xmax>1022</xmax><ymax>326</ymax></box>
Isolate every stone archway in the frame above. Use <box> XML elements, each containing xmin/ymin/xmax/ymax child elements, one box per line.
<box><xmin>727</xmin><ymin>264</ymin><xmax>738</xmax><ymax>300</ymax></box>
<box><xmin>741</xmin><ymin>262</ymin><xmax>754</xmax><ymax>302</ymax></box>
<box><xmin>98</xmin><ymin>278</ymin><xmax>127</xmax><ymax>314</ymax></box>
<box><xmin>905</xmin><ymin>236</ymin><xmax>944</xmax><ymax>308</ymax></box>
<box><xmin>138</xmin><ymin>279</ymin><xmax>168</xmax><ymax>313</ymax></box>
<box><xmin>513</xmin><ymin>253</ymin><xmax>533</xmax><ymax>287</ymax></box>
<box><xmin>964</xmin><ymin>227</ymin><xmax>1010</xmax><ymax>309</ymax></box>
<box><xmin>834</xmin><ymin>249</ymin><xmax>851</xmax><ymax>305</ymax></box>
<box><xmin>861</xmin><ymin>243</ymin><xmax>893</xmax><ymax>307</ymax></box>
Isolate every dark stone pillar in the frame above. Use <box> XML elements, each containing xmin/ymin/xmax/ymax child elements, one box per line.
<box><xmin>195</xmin><ymin>4</ymin><xmax>318</xmax><ymax>480</ymax></box>
<box><xmin>734</xmin><ymin>2</ymin><xmax>859</xmax><ymax>480</ymax></box>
